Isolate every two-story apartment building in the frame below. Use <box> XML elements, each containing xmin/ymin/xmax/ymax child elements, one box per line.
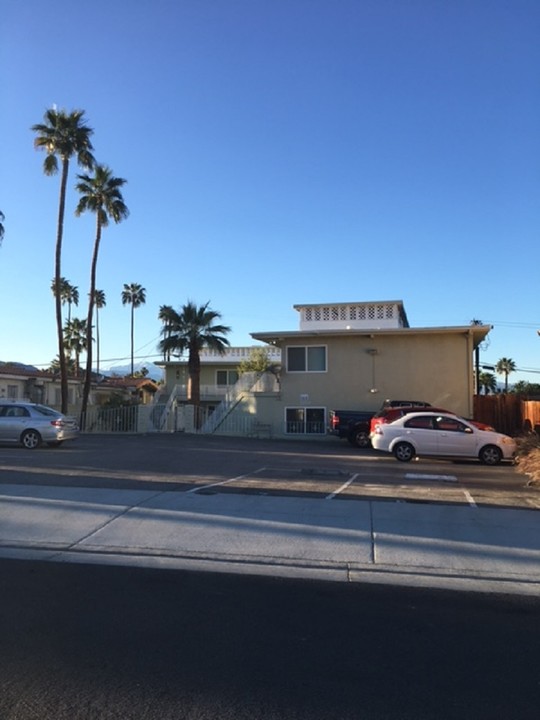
<box><xmin>159</xmin><ymin>300</ymin><xmax>491</xmax><ymax>438</ymax></box>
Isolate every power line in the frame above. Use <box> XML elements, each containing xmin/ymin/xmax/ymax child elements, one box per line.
<box><xmin>487</xmin><ymin>320</ymin><xmax>540</xmax><ymax>330</ymax></box>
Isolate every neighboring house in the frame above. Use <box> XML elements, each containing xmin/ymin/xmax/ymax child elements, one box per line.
<box><xmin>0</xmin><ymin>362</ymin><xmax>159</xmax><ymax>414</ymax></box>
<box><xmin>160</xmin><ymin>300</ymin><xmax>491</xmax><ymax>438</ymax></box>
<box><xmin>0</xmin><ymin>362</ymin><xmax>81</xmax><ymax>410</ymax></box>
<box><xmin>91</xmin><ymin>376</ymin><xmax>160</xmax><ymax>406</ymax></box>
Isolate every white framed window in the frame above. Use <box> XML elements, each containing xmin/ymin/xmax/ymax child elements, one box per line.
<box><xmin>286</xmin><ymin>346</ymin><xmax>326</xmax><ymax>372</ymax></box>
<box><xmin>285</xmin><ymin>407</ymin><xmax>326</xmax><ymax>435</ymax></box>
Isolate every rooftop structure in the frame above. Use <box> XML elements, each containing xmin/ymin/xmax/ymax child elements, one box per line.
<box><xmin>293</xmin><ymin>300</ymin><xmax>409</xmax><ymax>332</ymax></box>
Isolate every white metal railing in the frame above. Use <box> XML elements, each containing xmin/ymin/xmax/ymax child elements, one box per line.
<box><xmin>200</xmin><ymin>372</ymin><xmax>260</xmax><ymax>433</ymax></box>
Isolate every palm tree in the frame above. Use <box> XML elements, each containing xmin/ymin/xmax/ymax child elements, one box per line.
<box><xmin>63</xmin><ymin>318</ymin><xmax>88</xmax><ymax>377</ymax></box>
<box><xmin>51</xmin><ymin>277</ymin><xmax>79</xmax><ymax>323</ymax></box>
<box><xmin>495</xmin><ymin>357</ymin><xmax>517</xmax><ymax>393</ymax></box>
<box><xmin>49</xmin><ymin>355</ymin><xmax>77</xmax><ymax>375</ymax></box>
<box><xmin>64</xmin><ymin>282</ymin><xmax>79</xmax><ymax>323</ymax></box>
<box><xmin>32</xmin><ymin>108</ymin><xmax>95</xmax><ymax>413</ymax></box>
<box><xmin>157</xmin><ymin>301</ymin><xmax>231</xmax><ymax>425</ymax></box>
<box><xmin>158</xmin><ymin>304</ymin><xmax>175</xmax><ymax>361</ymax></box>
<box><xmin>92</xmin><ymin>289</ymin><xmax>106</xmax><ymax>376</ymax></box>
<box><xmin>478</xmin><ymin>371</ymin><xmax>497</xmax><ymax>395</ymax></box>
<box><xmin>75</xmin><ymin>165</ymin><xmax>129</xmax><ymax>416</ymax></box>
<box><xmin>122</xmin><ymin>283</ymin><xmax>146</xmax><ymax>376</ymax></box>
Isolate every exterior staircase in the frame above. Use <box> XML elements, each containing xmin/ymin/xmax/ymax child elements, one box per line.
<box><xmin>199</xmin><ymin>372</ymin><xmax>260</xmax><ymax>434</ymax></box>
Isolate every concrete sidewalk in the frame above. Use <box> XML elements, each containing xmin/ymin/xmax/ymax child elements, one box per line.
<box><xmin>1</xmin><ymin>483</ymin><xmax>539</xmax><ymax>596</ymax></box>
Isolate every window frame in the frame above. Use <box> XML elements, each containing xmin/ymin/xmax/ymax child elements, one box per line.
<box><xmin>286</xmin><ymin>345</ymin><xmax>327</xmax><ymax>373</ymax></box>
<box><xmin>285</xmin><ymin>407</ymin><xmax>326</xmax><ymax>435</ymax></box>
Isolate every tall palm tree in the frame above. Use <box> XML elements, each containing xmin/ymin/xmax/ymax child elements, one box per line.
<box><xmin>158</xmin><ymin>301</ymin><xmax>231</xmax><ymax>425</ymax></box>
<box><xmin>92</xmin><ymin>289</ymin><xmax>106</xmax><ymax>376</ymax></box>
<box><xmin>63</xmin><ymin>318</ymin><xmax>88</xmax><ymax>377</ymax></box>
<box><xmin>122</xmin><ymin>283</ymin><xmax>146</xmax><ymax>377</ymax></box>
<box><xmin>158</xmin><ymin>304</ymin><xmax>175</xmax><ymax>361</ymax></box>
<box><xmin>495</xmin><ymin>357</ymin><xmax>517</xmax><ymax>392</ymax></box>
<box><xmin>76</xmin><ymin>165</ymin><xmax>129</xmax><ymax>416</ymax></box>
<box><xmin>32</xmin><ymin>108</ymin><xmax>94</xmax><ymax>413</ymax></box>
<box><xmin>51</xmin><ymin>277</ymin><xmax>79</xmax><ymax>323</ymax></box>
<box><xmin>64</xmin><ymin>282</ymin><xmax>79</xmax><ymax>323</ymax></box>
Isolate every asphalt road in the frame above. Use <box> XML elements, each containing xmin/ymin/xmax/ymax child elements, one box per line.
<box><xmin>0</xmin><ymin>433</ymin><xmax>536</xmax><ymax>510</ymax></box>
<box><xmin>1</xmin><ymin>558</ymin><xmax>540</xmax><ymax>720</ymax></box>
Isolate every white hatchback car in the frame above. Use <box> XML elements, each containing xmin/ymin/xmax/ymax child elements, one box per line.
<box><xmin>371</xmin><ymin>412</ymin><xmax>516</xmax><ymax>465</ymax></box>
<box><xmin>0</xmin><ymin>401</ymin><xmax>79</xmax><ymax>449</ymax></box>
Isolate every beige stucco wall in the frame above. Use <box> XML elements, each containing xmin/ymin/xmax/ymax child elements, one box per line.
<box><xmin>273</xmin><ymin>330</ymin><xmax>475</xmax><ymax>421</ymax></box>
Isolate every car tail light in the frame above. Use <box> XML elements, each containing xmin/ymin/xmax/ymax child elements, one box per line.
<box><xmin>332</xmin><ymin>414</ymin><xmax>340</xmax><ymax>429</ymax></box>
<box><xmin>50</xmin><ymin>420</ymin><xmax>64</xmax><ymax>428</ymax></box>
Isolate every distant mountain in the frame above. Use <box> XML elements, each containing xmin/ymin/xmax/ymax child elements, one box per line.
<box><xmin>103</xmin><ymin>362</ymin><xmax>164</xmax><ymax>382</ymax></box>
<box><xmin>0</xmin><ymin>361</ymin><xmax>40</xmax><ymax>372</ymax></box>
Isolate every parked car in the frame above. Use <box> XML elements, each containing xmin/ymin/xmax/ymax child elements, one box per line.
<box><xmin>371</xmin><ymin>412</ymin><xmax>515</xmax><ymax>465</ymax></box>
<box><xmin>328</xmin><ymin>409</ymin><xmax>375</xmax><ymax>448</ymax></box>
<box><xmin>370</xmin><ymin>405</ymin><xmax>495</xmax><ymax>435</ymax></box>
<box><xmin>342</xmin><ymin>400</ymin><xmax>431</xmax><ymax>449</ymax></box>
<box><xmin>380</xmin><ymin>399</ymin><xmax>433</xmax><ymax>409</ymax></box>
<box><xmin>0</xmin><ymin>401</ymin><xmax>79</xmax><ymax>449</ymax></box>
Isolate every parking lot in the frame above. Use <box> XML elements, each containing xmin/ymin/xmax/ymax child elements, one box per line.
<box><xmin>0</xmin><ymin>433</ymin><xmax>538</xmax><ymax>511</ymax></box>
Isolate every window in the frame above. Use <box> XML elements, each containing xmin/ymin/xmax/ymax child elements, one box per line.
<box><xmin>286</xmin><ymin>346</ymin><xmax>326</xmax><ymax>372</ymax></box>
<box><xmin>434</xmin><ymin>416</ymin><xmax>468</xmax><ymax>432</ymax></box>
<box><xmin>286</xmin><ymin>407</ymin><xmax>325</xmax><ymax>434</ymax></box>
<box><xmin>405</xmin><ymin>416</ymin><xmax>434</xmax><ymax>429</ymax></box>
<box><xmin>2</xmin><ymin>406</ymin><xmax>29</xmax><ymax>418</ymax></box>
<box><xmin>7</xmin><ymin>385</ymin><xmax>18</xmax><ymax>399</ymax></box>
<box><xmin>216</xmin><ymin>370</ymin><xmax>239</xmax><ymax>386</ymax></box>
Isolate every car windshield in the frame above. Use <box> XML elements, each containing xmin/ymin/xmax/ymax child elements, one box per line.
<box><xmin>33</xmin><ymin>405</ymin><xmax>60</xmax><ymax>417</ymax></box>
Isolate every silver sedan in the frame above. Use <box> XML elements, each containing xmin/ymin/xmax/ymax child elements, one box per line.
<box><xmin>0</xmin><ymin>402</ymin><xmax>79</xmax><ymax>449</ymax></box>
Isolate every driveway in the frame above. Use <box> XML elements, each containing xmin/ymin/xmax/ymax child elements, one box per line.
<box><xmin>0</xmin><ymin>433</ymin><xmax>537</xmax><ymax>511</ymax></box>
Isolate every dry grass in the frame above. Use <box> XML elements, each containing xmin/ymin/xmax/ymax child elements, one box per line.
<box><xmin>514</xmin><ymin>434</ymin><xmax>540</xmax><ymax>486</ymax></box>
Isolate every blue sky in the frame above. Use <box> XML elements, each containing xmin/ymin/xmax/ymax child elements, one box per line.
<box><xmin>1</xmin><ymin>0</ymin><xmax>539</xmax><ymax>383</ymax></box>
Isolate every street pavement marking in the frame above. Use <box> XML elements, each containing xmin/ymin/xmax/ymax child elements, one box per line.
<box><xmin>405</xmin><ymin>473</ymin><xmax>458</xmax><ymax>483</ymax></box>
<box><xmin>186</xmin><ymin>467</ymin><xmax>267</xmax><ymax>494</ymax></box>
<box><xmin>463</xmin><ymin>490</ymin><xmax>477</xmax><ymax>507</ymax></box>
<box><xmin>325</xmin><ymin>474</ymin><xmax>359</xmax><ymax>500</ymax></box>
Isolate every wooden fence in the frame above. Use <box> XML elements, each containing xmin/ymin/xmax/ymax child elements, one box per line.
<box><xmin>473</xmin><ymin>395</ymin><xmax>540</xmax><ymax>436</ymax></box>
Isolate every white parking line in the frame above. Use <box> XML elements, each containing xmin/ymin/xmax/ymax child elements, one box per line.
<box><xmin>405</xmin><ymin>473</ymin><xmax>458</xmax><ymax>483</ymax></box>
<box><xmin>325</xmin><ymin>474</ymin><xmax>359</xmax><ymax>500</ymax></box>
<box><xmin>463</xmin><ymin>490</ymin><xmax>477</xmax><ymax>507</ymax></box>
<box><xmin>186</xmin><ymin>467</ymin><xmax>267</xmax><ymax>493</ymax></box>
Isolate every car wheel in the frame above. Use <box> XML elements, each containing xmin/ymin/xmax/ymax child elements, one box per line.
<box><xmin>21</xmin><ymin>429</ymin><xmax>42</xmax><ymax>449</ymax></box>
<box><xmin>479</xmin><ymin>445</ymin><xmax>502</xmax><ymax>465</ymax></box>
<box><xmin>350</xmin><ymin>429</ymin><xmax>371</xmax><ymax>449</ymax></box>
<box><xmin>393</xmin><ymin>442</ymin><xmax>415</xmax><ymax>462</ymax></box>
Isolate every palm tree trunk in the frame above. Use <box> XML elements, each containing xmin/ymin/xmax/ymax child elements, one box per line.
<box><xmin>56</xmin><ymin>158</ymin><xmax>70</xmax><ymax>413</ymax></box>
<box><xmin>96</xmin><ymin>309</ymin><xmax>100</xmax><ymax>375</ymax></box>
<box><xmin>81</xmin><ymin>219</ymin><xmax>101</xmax><ymax>421</ymax></box>
<box><xmin>130</xmin><ymin>303</ymin><xmax>135</xmax><ymax>376</ymax></box>
<box><xmin>188</xmin><ymin>349</ymin><xmax>202</xmax><ymax>428</ymax></box>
